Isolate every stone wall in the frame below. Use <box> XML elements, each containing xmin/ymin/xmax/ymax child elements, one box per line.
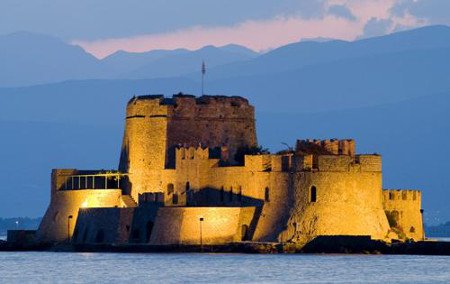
<box><xmin>383</xmin><ymin>190</ymin><xmax>424</xmax><ymax>241</ymax></box>
<box><xmin>118</xmin><ymin>95</ymin><xmax>257</xmax><ymax>200</ymax></box>
<box><xmin>73</xmin><ymin>207</ymin><xmax>135</xmax><ymax>244</ymax></box>
<box><xmin>36</xmin><ymin>188</ymin><xmax>123</xmax><ymax>243</ymax></box>
<box><xmin>149</xmin><ymin>207</ymin><xmax>256</xmax><ymax>245</ymax></box>
<box><xmin>279</xmin><ymin>155</ymin><xmax>391</xmax><ymax>243</ymax></box>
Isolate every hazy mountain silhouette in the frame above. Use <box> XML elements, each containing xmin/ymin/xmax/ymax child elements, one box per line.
<box><xmin>0</xmin><ymin>32</ymin><xmax>102</xmax><ymax>87</ymax></box>
<box><xmin>123</xmin><ymin>45</ymin><xmax>258</xmax><ymax>79</ymax></box>
<box><xmin>207</xmin><ymin>46</ymin><xmax>450</xmax><ymax>112</ymax></box>
<box><xmin>200</xmin><ymin>25</ymin><xmax>450</xmax><ymax>81</ymax></box>
<box><xmin>100</xmin><ymin>48</ymin><xmax>190</xmax><ymax>78</ymax></box>
<box><xmin>0</xmin><ymin>32</ymin><xmax>258</xmax><ymax>86</ymax></box>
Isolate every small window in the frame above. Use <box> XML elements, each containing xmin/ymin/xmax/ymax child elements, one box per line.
<box><xmin>185</xmin><ymin>182</ymin><xmax>190</xmax><ymax>192</ymax></box>
<box><xmin>264</xmin><ymin>187</ymin><xmax>270</xmax><ymax>202</ymax></box>
<box><xmin>167</xmin><ymin>183</ymin><xmax>174</xmax><ymax>194</ymax></box>
<box><xmin>410</xmin><ymin>226</ymin><xmax>416</xmax><ymax>233</ymax></box>
<box><xmin>389</xmin><ymin>192</ymin><xmax>395</xmax><ymax>200</ymax></box>
<box><xmin>310</xmin><ymin>186</ymin><xmax>317</xmax><ymax>203</ymax></box>
<box><xmin>402</xmin><ymin>192</ymin><xmax>407</xmax><ymax>200</ymax></box>
<box><xmin>413</xmin><ymin>192</ymin><xmax>417</xmax><ymax>200</ymax></box>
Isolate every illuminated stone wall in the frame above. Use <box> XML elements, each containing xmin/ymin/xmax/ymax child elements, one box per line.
<box><xmin>279</xmin><ymin>155</ymin><xmax>391</xmax><ymax>243</ymax></box>
<box><xmin>150</xmin><ymin>207</ymin><xmax>256</xmax><ymax>245</ymax></box>
<box><xmin>118</xmin><ymin>95</ymin><xmax>257</xmax><ymax>201</ymax></box>
<box><xmin>36</xmin><ymin>188</ymin><xmax>122</xmax><ymax>243</ymax></box>
<box><xmin>383</xmin><ymin>190</ymin><xmax>424</xmax><ymax>240</ymax></box>
<box><xmin>35</xmin><ymin>95</ymin><xmax>425</xmax><ymax>245</ymax></box>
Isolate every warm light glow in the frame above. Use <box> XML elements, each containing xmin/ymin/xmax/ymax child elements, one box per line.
<box><xmin>81</xmin><ymin>200</ymin><xmax>88</xmax><ymax>208</ymax></box>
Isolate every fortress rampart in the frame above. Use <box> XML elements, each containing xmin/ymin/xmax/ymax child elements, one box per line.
<box><xmin>118</xmin><ymin>94</ymin><xmax>257</xmax><ymax>200</ymax></box>
<box><xmin>34</xmin><ymin>94</ymin><xmax>425</xmax><ymax>246</ymax></box>
<box><xmin>383</xmin><ymin>189</ymin><xmax>424</xmax><ymax>240</ymax></box>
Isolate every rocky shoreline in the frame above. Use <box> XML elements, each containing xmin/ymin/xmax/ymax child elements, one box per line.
<box><xmin>2</xmin><ymin>236</ymin><xmax>450</xmax><ymax>255</ymax></box>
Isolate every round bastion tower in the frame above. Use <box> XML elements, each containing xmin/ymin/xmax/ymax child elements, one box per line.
<box><xmin>118</xmin><ymin>94</ymin><xmax>257</xmax><ymax>201</ymax></box>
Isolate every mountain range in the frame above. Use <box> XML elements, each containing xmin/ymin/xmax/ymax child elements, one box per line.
<box><xmin>0</xmin><ymin>32</ymin><xmax>258</xmax><ymax>87</ymax></box>
<box><xmin>0</xmin><ymin>25</ymin><xmax>450</xmax><ymax>224</ymax></box>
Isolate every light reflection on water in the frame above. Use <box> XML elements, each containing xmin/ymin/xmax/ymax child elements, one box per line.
<box><xmin>0</xmin><ymin>252</ymin><xmax>449</xmax><ymax>283</ymax></box>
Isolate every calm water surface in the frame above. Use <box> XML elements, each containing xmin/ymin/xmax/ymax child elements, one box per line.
<box><xmin>0</xmin><ymin>252</ymin><xmax>449</xmax><ymax>283</ymax></box>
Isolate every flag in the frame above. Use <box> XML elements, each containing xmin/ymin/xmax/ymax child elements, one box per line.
<box><xmin>202</xmin><ymin>61</ymin><xmax>206</xmax><ymax>75</ymax></box>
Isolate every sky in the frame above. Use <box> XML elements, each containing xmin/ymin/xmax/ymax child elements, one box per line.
<box><xmin>1</xmin><ymin>0</ymin><xmax>449</xmax><ymax>58</ymax></box>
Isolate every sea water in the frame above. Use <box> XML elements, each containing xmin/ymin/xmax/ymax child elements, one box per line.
<box><xmin>0</xmin><ymin>252</ymin><xmax>449</xmax><ymax>283</ymax></box>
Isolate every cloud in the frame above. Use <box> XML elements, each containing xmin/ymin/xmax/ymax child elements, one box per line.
<box><xmin>0</xmin><ymin>0</ymin><xmax>328</xmax><ymax>40</ymax></box>
<box><xmin>361</xmin><ymin>17</ymin><xmax>393</xmax><ymax>38</ymax></box>
<box><xmin>74</xmin><ymin>15</ymin><xmax>364</xmax><ymax>58</ymax></box>
<box><xmin>71</xmin><ymin>0</ymin><xmax>428</xmax><ymax>58</ymax></box>
<box><xmin>327</xmin><ymin>4</ymin><xmax>357</xmax><ymax>21</ymax></box>
<box><xmin>392</xmin><ymin>0</ymin><xmax>450</xmax><ymax>25</ymax></box>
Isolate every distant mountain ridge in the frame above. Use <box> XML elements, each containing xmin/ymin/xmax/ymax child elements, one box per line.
<box><xmin>200</xmin><ymin>25</ymin><xmax>450</xmax><ymax>81</ymax></box>
<box><xmin>0</xmin><ymin>32</ymin><xmax>258</xmax><ymax>87</ymax></box>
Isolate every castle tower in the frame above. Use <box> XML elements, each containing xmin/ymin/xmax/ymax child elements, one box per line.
<box><xmin>118</xmin><ymin>94</ymin><xmax>257</xmax><ymax>200</ymax></box>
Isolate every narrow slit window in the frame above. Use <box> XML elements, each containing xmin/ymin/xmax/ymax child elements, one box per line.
<box><xmin>310</xmin><ymin>186</ymin><xmax>317</xmax><ymax>203</ymax></box>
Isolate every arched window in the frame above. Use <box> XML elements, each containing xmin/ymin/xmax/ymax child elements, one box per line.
<box><xmin>167</xmin><ymin>183</ymin><xmax>174</xmax><ymax>194</ymax></box>
<box><xmin>264</xmin><ymin>187</ymin><xmax>270</xmax><ymax>202</ymax></box>
<box><xmin>185</xmin><ymin>182</ymin><xmax>190</xmax><ymax>192</ymax></box>
<box><xmin>310</xmin><ymin>186</ymin><xmax>317</xmax><ymax>202</ymax></box>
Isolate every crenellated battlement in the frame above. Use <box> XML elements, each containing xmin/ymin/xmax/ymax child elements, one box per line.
<box><xmin>383</xmin><ymin>189</ymin><xmax>422</xmax><ymax>203</ymax></box>
<box><xmin>175</xmin><ymin>146</ymin><xmax>211</xmax><ymax>161</ymax></box>
<box><xmin>126</xmin><ymin>94</ymin><xmax>253</xmax><ymax>120</ymax></box>
<box><xmin>296</xmin><ymin>139</ymin><xmax>355</xmax><ymax>156</ymax></box>
<box><xmin>36</xmin><ymin>93</ymin><xmax>426</xmax><ymax>245</ymax></box>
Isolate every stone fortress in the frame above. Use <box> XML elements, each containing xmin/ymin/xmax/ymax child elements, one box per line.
<box><xmin>35</xmin><ymin>94</ymin><xmax>425</xmax><ymax>246</ymax></box>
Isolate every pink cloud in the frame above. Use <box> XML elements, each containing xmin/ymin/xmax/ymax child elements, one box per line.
<box><xmin>74</xmin><ymin>16</ymin><xmax>364</xmax><ymax>58</ymax></box>
<box><xmin>73</xmin><ymin>0</ymin><xmax>422</xmax><ymax>59</ymax></box>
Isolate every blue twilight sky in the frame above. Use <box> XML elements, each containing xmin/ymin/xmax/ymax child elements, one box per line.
<box><xmin>1</xmin><ymin>0</ymin><xmax>450</xmax><ymax>57</ymax></box>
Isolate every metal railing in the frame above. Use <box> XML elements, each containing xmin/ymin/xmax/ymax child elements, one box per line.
<box><xmin>62</xmin><ymin>173</ymin><xmax>129</xmax><ymax>190</ymax></box>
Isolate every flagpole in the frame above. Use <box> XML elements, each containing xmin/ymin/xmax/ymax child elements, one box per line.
<box><xmin>201</xmin><ymin>61</ymin><xmax>206</xmax><ymax>96</ymax></box>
